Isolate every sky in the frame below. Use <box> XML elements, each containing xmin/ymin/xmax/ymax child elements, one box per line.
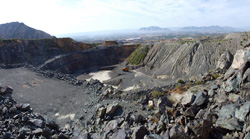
<box><xmin>1</xmin><ymin>0</ymin><xmax>250</xmax><ymax>35</ymax></box>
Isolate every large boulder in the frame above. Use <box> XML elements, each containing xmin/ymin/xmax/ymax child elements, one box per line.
<box><xmin>231</xmin><ymin>49</ymin><xmax>250</xmax><ymax>69</ymax></box>
<box><xmin>188</xmin><ymin>119</ymin><xmax>213</xmax><ymax>138</ymax></box>
<box><xmin>216</xmin><ymin>51</ymin><xmax>233</xmax><ymax>70</ymax></box>
<box><xmin>181</xmin><ymin>92</ymin><xmax>195</xmax><ymax>106</ymax></box>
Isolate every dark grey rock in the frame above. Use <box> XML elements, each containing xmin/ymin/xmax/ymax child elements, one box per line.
<box><xmin>169</xmin><ymin>125</ymin><xmax>189</xmax><ymax>139</ymax></box>
<box><xmin>189</xmin><ymin>119</ymin><xmax>213</xmax><ymax>138</ymax></box>
<box><xmin>235</xmin><ymin>101</ymin><xmax>250</xmax><ymax>121</ymax></box>
<box><xmin>184</xmin><ymin>105</ymin><xmax>198</xmax><ymax>118</ymax></box>
<box><xmin>29</xmin><ymin>119</ymin><xmax>45</xmax><ymax>128</ymax></box>
<box><xmin>157</xmin><ymin>96</ymin><xmax>172</xmax><ymax>113</ymax></box>
<box><xmin>132</xmin><ymin>126</ymin><xmax>149</xmax><ymax>139</ymax></box>
<box><xmin>192</xmin><ymin>92</ymin><xmax>207</xmax><ymax>106</ymax></box>
<box><xmin>218</xmin><ymin>104</ymin><xmax>239</xmax><ymax>119</ymax></box>
<box><xmin>32</xmin><ymin>128</ymin><xmax>43</xmax><ymax>135</ymax></box>
<box><xmin>0</xmin><ymin>86</ymin><xmax>13</xmax><ymax>94</ymax></box>
<box><xmin>216</xmin><ymin>117</ymin><xmax>243</xmax><ymax>131</ymax></box>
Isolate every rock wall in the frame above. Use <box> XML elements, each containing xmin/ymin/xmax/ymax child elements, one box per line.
<box><xmin>39</xmin><ymin>45</ymin><xmax>138</xmax><ymax>74</ymax></box>
<box><xmin>0</xmin><ymin>38</ymin><xmax>138</xmax><ymax>74</ymax></box>
<box><xmin>0</xmin><ymin>38</ymin><xmax>93</xmax><ymax>68</ymax></box>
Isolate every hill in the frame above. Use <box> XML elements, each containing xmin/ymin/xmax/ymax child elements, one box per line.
<box><xmin>180</xmin><ymin>25</ymin><xmax>238</xmax><ymax>32</ymax></box>
<box><xmin>139</xmin><ymin>26</ymin><xmax>171</xmax><ymax>31</ymax></box>
<box><xmin>0</xmin><ymin>22</ymin><xmax>52</xmax><ymax>39</ymax></box>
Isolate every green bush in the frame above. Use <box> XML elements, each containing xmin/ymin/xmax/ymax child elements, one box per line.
<box><xmin>151</xmin><ymin>90</ymin><xmax>164</xmax><ymax>98</ymax></box>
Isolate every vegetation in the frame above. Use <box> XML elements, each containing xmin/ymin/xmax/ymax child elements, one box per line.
<box><xmin>211</xmin><ymin>73</ymin><xmax>221</xmax><ymax>79</ymax></box>
<box><xmin>151</xmin><ymin>90</ymin><xmax>164</xmax><ymax>98</ymax></box>
<box><xmin>177</xmin><ymin>79</ymin><xmax>185</xmax><ymax>84</ymax></box>
<box><xmin>179</xmin><ymin>40</ymin><xmax>195</xmax><ymax>44</ymax></box>
<box><xmin>195</xmin><ymin>80</ymin><xmax>205</xmax><ymax>85</ymax></box>
<box><xmin>128</xmin><ymin>45</ymin><xmax>148</xmax><ymax>65</ymax></box>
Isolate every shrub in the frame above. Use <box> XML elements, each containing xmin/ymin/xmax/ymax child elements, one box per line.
<box><xmin>195</xmin><ymin>80</ymin><xmax>205</xmax><ymax>85</ymax></box>
<box><xmin>151</xmin><ymin>90</ymin><xmax>164</xmax><ymax>98</ymax></box>
<box><xmin>177</xmin><ymin>79</ymin><xmax>184</xmax><ymax>84</ymax></box>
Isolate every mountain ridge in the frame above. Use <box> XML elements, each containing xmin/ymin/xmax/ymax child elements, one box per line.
<box><xmin>0</xmin><ymin>22</ymin><xmax>52</xmax><ymax>39</ymax></box>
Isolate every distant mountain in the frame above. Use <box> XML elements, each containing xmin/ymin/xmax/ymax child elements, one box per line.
<box><xmin>0</xmin><ymin>22</ymin><xmax>52</xmax><ymax>39</ymax></box>
<box><xmin>180</xmin><ymin>26</ymin><xmax>238</xmax><ymax>32</ymax></box>
<box><xmin>139</xmin><ymin>26</ymin><xmax>171</xmax><ymax>32</ymax></box>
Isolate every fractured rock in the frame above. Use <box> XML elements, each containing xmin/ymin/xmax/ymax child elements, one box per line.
<box><xmin>106</xmin><ymin>103</ymin><xmax>119</xmax><ymax>116</ymax></box>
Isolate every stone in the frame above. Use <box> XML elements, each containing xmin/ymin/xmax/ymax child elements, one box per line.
<box><xmin>135</xmin><ymin>114</ymin><xmax>147</xmax><ymax>124</ymax></box>
<box><xmin>244</xmin><ymin>132</ymin><xmax>250</xmax><ymax>139</ymax></box>
<box><xmin>32</xmin><ymin>128</ymin><xmax>43</xmax><ymax>135</ymax></box>
<box><xmin>21</xmin><ymin>103</ymin><xmax>31</xmax><ymax>111</ymax></box>
<box><xmin>106</xmin><ymin>103</ymin><xmax>119</xmax><ymax>116</ymax></box>
<box><xmin>208</xmin><ymin>89</ymin><xmax>215</xmax><ymax>97</ymax></box>
<box><xmin>0</xmin><ymin>86</ymin><xmax>13</xmax><ymax>94</ymax></box>
<box><xmin>157</xmin><ymin>97</ymin><xmax>172</xmax><ymax>113</ymax></box>
<box><xmin>29</xmin><ymin>119</ymin><xmax>45</xmax><ymax>128</ymax></box>
<box><xmin>228</xmin><ymin>93</ymin><xmax>240</xmax><ymax>103</ymax></box>
<box><xmin>243</xmin><ymin>68</ymin><xmax>250</xmax><ymax>83</ymax></box>
<box><xmin>144</xmin><ymin>134</ymin><xmax>163</xmax><ymax>139</ymax></box>
<box><xmin>111</xmin><ymin>129</ymin><xmax>127</xmax><ymax>139</ymax></box>
<box><xmin>46</xmin><ymin>120</ymin><xmax>59</xmax><ymax>130</ymax></box>
<box><xmin>181</xmin><ymin>91</ymin><xmax>195</xmax><ymax>106</ymax></box>
<box><xmin>104</xmin><ymin>120</ymin><xmax>118</xmax><ymax>132</ymax></box>
<box><xmin>195</xmin><ymin>109</ymin><xmax>206</xmax><ymax>119</ymax></box>
<box><xmin>132</xmin><ymin>126</ymin><xmax>149</xmax><ymax>139</ymax></box>
<box><xmin>169</xmin><ymin>125</ymin><xmax>189</xmax><ymax>139</ymax></box>
<box><xmin>184</xmin><ymin>105</ymin><xmax>198</xmax><ymax>118</ymax></box>
<box><xmin>189</xmin><ymin>119</ymin><xmax>213</xmax><ymax>138</ymax></box>
<box><xmin>216</xmin><ymin>51</ymin><xmax>233</xmax><ymax>70</ymax></box>
<box><xmin>216</xmin><ymin>117</ymin><xmax>244</xmax><ymax>131</ymax></box>
<box><xmin>218</xmin><ymin>104</ymin><xmax>239</xmax><ymax>119</ymax></box>
<box><xmin>235</xmin><ymin>101</ymin><xmax>250</xmax><ymax>121</ymax></box>
<box><xmin>97</xmin><ymin>107</ymin><xmax>106</xmax><ymax>118</ymax></box>
<box><xmin>192</xmin><ymin>92</ymin><xmax>207</xmax><ymax>106</ymax></box>
<box><xmin>231</xmin><ymin>49</ymin><xmax>247</xmax><ymax>69</ymax></box>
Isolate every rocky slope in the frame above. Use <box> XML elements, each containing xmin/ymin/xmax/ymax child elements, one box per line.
<box><xmin>0</xmin><ymin>86</ymin><xmax>73</xmax><ymax>138</ymax></box>
<box><xmin>133</xmin><ymin>32</ymin><xmax>250</xmax><ymax>80</ymax></box>
<box><xmin>0</xmin><ymin>22</ymin><xmax>52</xmax><ymax>39</ymax></box>
<box><xmin>71</xmin><ymin>47</ymin><xmax>250</xmax><ymax>138</ymax></box>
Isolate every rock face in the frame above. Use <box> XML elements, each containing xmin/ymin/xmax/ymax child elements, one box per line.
<box><xmin>0</xmin><ymin>38</ymin><xmax>137</xmax><ymax>74</ymax></box>
<box><xmin>0</xmin><ymin>22</ymin><xmax>51</xmax><ymax>39</ymax></box>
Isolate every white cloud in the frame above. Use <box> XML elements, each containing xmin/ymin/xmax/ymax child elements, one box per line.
<box><xmin>0</xmin><ymin>0</ymin><xmax>250</xmax><ymax>35</ymax></box>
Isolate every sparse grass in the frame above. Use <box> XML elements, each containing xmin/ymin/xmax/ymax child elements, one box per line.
<box><xmin>211</xmin><ymin>73</ymin><xmax>221</xmax><ymax>79</ymax></box>
<box><xmin>179</xmin><ymin>40</ymin><xmax>195</xmax><ymax>44</ymax></box>
<box><xmin>148</xmin><ymin>105</ymin><xmax>154</xmax><ymax>110</ymax></box>
<box><xmin>177</xmin><ymin>79</ymin><xmax>184</xmax><ymax>84</ymax></box>
<box><xmin>128</xmin><ymin>45</ymin><xmax>148</xmax><ymax>65</ymax></box>
<box><xmin>195</xmin><ymin>80</ymin><xmax>205</xmax><ymax>85</ymax></box>
<box><xmin>151</xmin><ymin>90</ymin><xmax>164</xmax><ymax>98</ymax></box>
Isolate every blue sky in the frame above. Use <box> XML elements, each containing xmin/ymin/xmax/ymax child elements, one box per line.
<box><xmin>1</xmin><ymin>0</ymin><xmax>250</xmax><ymax>35</ymax></box>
